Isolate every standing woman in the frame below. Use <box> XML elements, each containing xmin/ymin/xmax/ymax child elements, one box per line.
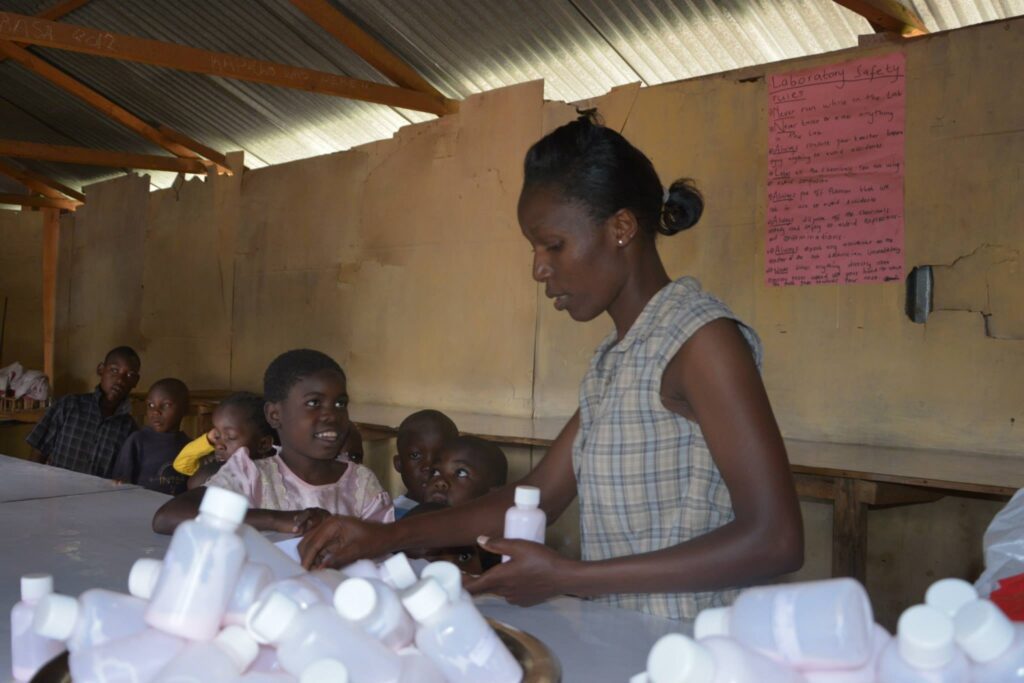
<box><xmin>300</xmin><ymin>115</ymin><xmax>803</xmax><ymax>620</ymax></box>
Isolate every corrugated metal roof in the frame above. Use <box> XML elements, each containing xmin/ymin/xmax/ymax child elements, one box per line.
<box><xmin>0</xmin><ymin>0</ymin><xmax>1021</xmax><ymax>201</ymax></box>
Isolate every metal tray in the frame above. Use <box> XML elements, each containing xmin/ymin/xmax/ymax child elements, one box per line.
<box><xmin>31</xmin><ymin>618</ymin><xmax>561</xmax><ymax>682</ymax></box>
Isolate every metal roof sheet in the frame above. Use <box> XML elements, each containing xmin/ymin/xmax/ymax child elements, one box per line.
<box><xmin>0</xmin><ymin>0</ymin><xmax>1020</xmax><ymax>200</ymax></box>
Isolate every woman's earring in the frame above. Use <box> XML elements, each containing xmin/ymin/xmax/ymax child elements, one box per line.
<box><xmin>617</xmin><ymin>239</ymin><xmax>624</xmax><ymax>246</ymax></box>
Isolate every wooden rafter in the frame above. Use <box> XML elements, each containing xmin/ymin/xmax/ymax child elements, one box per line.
<box><xmin>0</xmin><ymin>0</ymin><xmax>91</xmax><ymax>64</ymax></box>
<box><xmin>832</xmin><ymin>0</ymin><xmax>928</xmax><ymax>37</ymax></box>
<box><xmin>0</xmin><ymin>192</ymin><xmax>81</xmax><ymax>211</ymax></box>
<box><xmin>0</xmin><ymin>139</ymin><xmax>207</xmax><ymax>174</ymax></box>
<box><xmin>0</xmin><ymin>12</ymin><xmax>452</xmax><ymax>115</ymax></box>
<box><xmin>289</xmin><ymin>0</ymin><xmax>457</xmax><ymax>113</ymax></box>
<box><xmin>155</xmin><ymin>125</ymin><xmax>235</xmax><ymax>173</ymax></box>
<box><xmin>0</xmin><ymin>158</ymin><xmax>85</xmax><ymax>202</ymax></box>
<box><xmin>0</xmin><ymin>41</ymin><xmax>233</xmax><ymax>175</ymax></box>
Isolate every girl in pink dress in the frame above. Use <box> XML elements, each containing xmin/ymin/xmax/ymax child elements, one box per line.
<box><xmin>153</xmin><ymin>350</ymin><xmax>392</xmax><ymax>535</ymax></box>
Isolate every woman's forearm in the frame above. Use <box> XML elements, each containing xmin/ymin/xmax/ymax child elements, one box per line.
<box><xmin>391</xmin><ymin>484</ymin><xmax>518</xmax><ymax>551</ymax></box>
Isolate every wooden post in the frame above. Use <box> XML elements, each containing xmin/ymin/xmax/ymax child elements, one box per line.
<box><xmin>42</xmin><ymin>208</ymin><xmax>59</xmax><ymax>383</ymax></box>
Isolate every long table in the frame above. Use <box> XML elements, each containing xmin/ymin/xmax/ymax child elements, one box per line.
<box><xmin>0</xmin><ymin>454</ymin><xmax>680</xmax><ymax>682</ymax></box>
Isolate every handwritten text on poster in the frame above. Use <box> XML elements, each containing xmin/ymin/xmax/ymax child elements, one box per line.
<box><xmin>766</xmin><ymin>53</ymin><xmax>906</xmax><ymax>286</ymax></box>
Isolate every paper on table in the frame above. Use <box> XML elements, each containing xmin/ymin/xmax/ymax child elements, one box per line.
<box><xmin>274</xmin><ymin>536</ymin><xmax>301</xmax><ymax>562</ymax></box>
<box><xmin>766</xmin><ymin>52</ymin><xmax>906</xmax><ymax>286</ymax></box>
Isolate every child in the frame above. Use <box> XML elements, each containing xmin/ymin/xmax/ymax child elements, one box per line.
<box><xmin>424</xmin><ymin>435</ymin><xmax>508</xmax><ymax>507</ymax></box>
<box><xmin>26</xmin><ymin>346</ymin><xmax>141</xmax><ymax>477</ymax></box>
<box><xmin>185</xmin><ymin>392</ymin><xmax>276</xmax><ymax>489</ymax></box>
<box><xmin>110</xmin><ymin>378</ymin><xmax>191</xmax><ymax>495</ymax></box>
<box><xmin>340</xmin><ymin>424</ymin><xmax>364</xmax><ymax>464</ymax></box>
<box><xmin>152</xmin><ymin>349</ymin><xmax>392</xmax><ymax>535</ymax></box>
<box><xmin>403</xmin><ymin>502</ymin><xmax>490</xmax><ymax>574</ymax></box>
<box><xmin>392</xmin><ymin>409</ymin><xmax>458</xmax><ymax>519</ymax></box>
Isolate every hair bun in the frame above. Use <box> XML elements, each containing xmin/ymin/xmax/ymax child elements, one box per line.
<box><xmin>659</xmin><ymin>178</ymin><xmax>703</xmax><ymax>235</ymax></box>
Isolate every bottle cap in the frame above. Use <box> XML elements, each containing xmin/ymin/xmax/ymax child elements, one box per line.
<box><xmin>954</xmin><ymin>599</ymin><xmax>1015</xmax><ymax>663</ymax></box>
<box><xmin>32</xmin><ymin>593</ymin><xmax>78</xmax><ymax>641</ymax></box>
<box><xmin>20</xmin><ymin>574</ymin><xmax>54</xmax><ymax>602</ymax></box>
<box><xmin>647</xmin><ymin>633</ymin><xmax>714</xmax><ymax>683</ymax></box>
<box><xmin>514</xmin><ymin>486</ymin><xmax>541</xmax><ymax>508</ymax></box>
<box><xmin>335</xmin><ymin>578</ymin><xmax>378</xmax><ymax>621</ymax></box>
<box><xmin>381</xmin><ymin>553</ymin><xmax>418</xmax><ymax>590</ymax></box>
<box><xmin>301</xmin><ymin>658</ymin><xmax>349</xmax><ymax>683</ymax></box>
<box><xmin>693</xmin><ymin>607</ymin><xmax>730</xmax><ymax>639</ymax></box>
<box><xmin>199</xmin><ymin>486</ymin><xmax>249</xmax><ymax>525</ymax></box>
<box><xmin>128</xmin><ymin>558</ymin><xmax>163</xmax><ymax>599</ymax></box>
<box><xmin>925</xmin><ymin>578</ymin><xmax>978</xmax><ymax>619</ymax></box>
<box><xmin>897</xmin><ymin>604</ymin><xmax>956</xmax><ymax>669</ymax></box>
<box><xmin>421</xmin><ymin>561</ymin><xmax>462</xmax><ymax>603</ymax></box>
<box><xmin>214</xmin><ymin>625</ymin><xmax>259</xmax><ymax>671</ymax></box>
<box><xmin>246</xmin><ymin>592</ymin><xmax>300</xmax><ymax>644</ymax></box>
<box><xmin>401</xmin><ymin>578</ymin><xmax>449</xmax><ymax>623</ymax></box>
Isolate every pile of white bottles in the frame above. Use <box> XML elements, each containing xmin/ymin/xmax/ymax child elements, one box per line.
<box><xmin>630</xmin><ymin>576</ymin><xmax>1024</xmax><ymax>683</ymax></box>
<box><xmin>10</xmin><ymin>486</ymin><xmax>524</xmax><ymax>683</ymax></box>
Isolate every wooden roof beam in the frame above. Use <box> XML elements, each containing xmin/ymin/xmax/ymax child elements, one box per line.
<box><xmin>0</xmin><ymin>11</ymin><xmax>452</xmax><ymax>115</ymax></box>
<box><xmin>0</xmin><ymin>158</ymin><xmax>85</xmax><ymax>202</ymax></box>
<box><xmin>289</xmin><ymin>0</ymin><xmax>457</xmax><ymax>114</ymax></box>
<box><xmin>0</xmin><ymin>41</ymin><xmax>233</xmax><ymax>175</ymax></box>
<box><xmin>0</xmin><ymin>0</ymin><xmax>91</xmax><ymax>64</ymax></box>
<box><xmin>832</xmin><ymin>0</ymin><xmax>929</xmax><ymax>37</ymax></box>
<box><xmin>0</xmin><ymin>192</ymin><xmax>81</xmax><ymax>211</ymax></box>
<box><xmin>0</xmin><ymin>139</ymin><xmax>207</xmax><ymax>174</ymax></box>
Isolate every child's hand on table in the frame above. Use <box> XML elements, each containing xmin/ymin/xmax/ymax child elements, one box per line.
<box><xmin>464</xmin><ymin>536</ymin><xmax>576</xmax><ymax>607</ymax></box>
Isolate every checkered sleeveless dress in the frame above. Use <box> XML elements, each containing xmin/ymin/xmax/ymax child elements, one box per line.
<box><xmin>573</xmin><ymin>276</ymin><xmax>763</xmax><ymax>620</ymax></box>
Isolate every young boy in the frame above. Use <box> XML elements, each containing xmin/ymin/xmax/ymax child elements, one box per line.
<box><xmin>111</xmin><ymin>378</ymin><xmax>191</xmax><ymax>495</ymax></box>
<box><xmin>424</xmin><ymin>435</ymin><xmax>508</xmax><ymax>507</ymax></box>
<box><xmin>26</xmin><ymin>346</ymin><xmax>141</xmax><ymax>477</ymax></box>
<box><xmin>392</xmin><ymin>409</ymin><xmax>458</xmax><ymax>519</ymax></box>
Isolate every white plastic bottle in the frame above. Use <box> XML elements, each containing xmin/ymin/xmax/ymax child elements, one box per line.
<box><xmin>502</xmin><ymin>486</ymin><xmax>546</xmax><ymax>562</ymax></box>
<box><xmin>152</xmin><ymin>625</ymin><xmax>258</xmax><ymax>683</ymax></box>
<box><xmin>341</xmin><ymin>559</ymin><xmax>382</xmax><ymax>580</ymax></box>
<box><xmin>402</xmin><ymin>578</ymin><xmax>522</xmax><ymax>683</ymax></box>
<box><xmin>420</xmin><ymin>561</ymin><xmax>471</xmax><ymax>603</ymax></box>
<box><xmin>247</xmin><ymin>592</ymin><xmax>402</xmax><ymax>683</ymax></box>
<box><xmin>254</xmin><ymin>575</ymin><xmax>331</xmax><ymax>613</ymax></box>
<box><xmin>954</xmin><ymin>598</ymin><xmax>1024</xmax><ymax>681</ymax></box>
<box><xmin>694</xmin><ymin>578</ymin><xmax>873</xmax><ymax>669</ymax></box>
<box><xmin>300</xmin><ymin>658</ymin><xmax>349</xmax><ymax>683</ymax></box>
<box><xmin>877</xmin><ymin>605</ymin><xmax>969</xmax><ymax>683</ymax></box>
<box><xmin>379</xmin><ymin>553</ymin><xmax>419</xmax><ymax>590</ymax></box>
<box><xmin>33</xmin><ymin>589</ymin><xmax>148</xmax><ymax>653</ymax></box>
<box><xmin>644</xmin><ymin>633</ymin><xmax>806</xmax><ymax>683</ymax></box>
<box><xmin>68</xmin><ymin>628</ymin><xmax>186</xmax><ymax>683</ymax></box>
<box><xmin>238</xmin><ymin>525</ymin><xmax>306</xmax><ymax>580</ymax></box>
<box><xmin>235</xmin><ymin>674</ymin><xmax>297</xmax><ymax>683</ymax></box>
<box><xmin>130</xmin><ymin>557</ymin><xmax>273</xmax><ymax>627</ymax></box>
<box><xmin>10</xmin><ymin>574</ymin><xmax>63</xmax><ymax>682</ymax></box>
<box><xmin>925</xmin><ymin>578</ymin><xmax>978</xmax><ymax>619</ymax></box>
<box><xmin>145</xmin><ymin>486</ymin><xmax>249</xmax><ymax>640</ymax></box>
<box><xmin>396</xmin><ymin>649</ymin><xmax>448</xmax><ymax>683</ymax></box>
<box><xmin>804</xmin><ymin>624</ymin><xmax>891</xmax><ymax>683</ymax></box>
<box><xmin>334</xmin><ymin>577</ymin><xmax>415</xmax><ymax>650</ymax></box>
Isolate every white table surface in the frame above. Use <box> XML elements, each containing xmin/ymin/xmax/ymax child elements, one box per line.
<box><xmin>0</xmin><ymin>459</ymin><xmax>684</xmax><ymax>683</ymax></box>
<box><xmin>0</xmin><ymin>454</ymin><xmax>138</xmax><ymax>503</ymax></box>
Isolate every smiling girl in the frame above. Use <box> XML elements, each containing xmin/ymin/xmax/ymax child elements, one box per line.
<box><xmin>299</xmin><ymin>115</ymin><xmax>802</xmax><ymax>621</ymax></box>
<box><xmin>152</xmin><ymin>349</ymin><xmax>393</xmax><ymax>535</ymax></box>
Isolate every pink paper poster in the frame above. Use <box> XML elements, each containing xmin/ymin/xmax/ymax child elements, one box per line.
<box><xmin>766</xmin><ymin>53</ymin><xmax>906</xmax><ymax>287</ymax></box>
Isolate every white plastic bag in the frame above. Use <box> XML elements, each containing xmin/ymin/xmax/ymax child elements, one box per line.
<box><xmin>975</xmin><ymin>488</ymin><xmax>1024</xmax><ymax>597</ymax></box>
<box><xmin>13</xmin><ymin>369</ymin><xmax>50</xmax><ymax>400</ymax></box>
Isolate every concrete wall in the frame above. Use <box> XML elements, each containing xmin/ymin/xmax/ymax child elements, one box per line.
<box><xmin>0</xmin><ymin>208</ymin><xmax>43</xmax><ymax>371</ymax></box>
<box><xmin>38</xmin><ymin>17</ymin><xmax>1024</xmax><ymax>627</ymax></box>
